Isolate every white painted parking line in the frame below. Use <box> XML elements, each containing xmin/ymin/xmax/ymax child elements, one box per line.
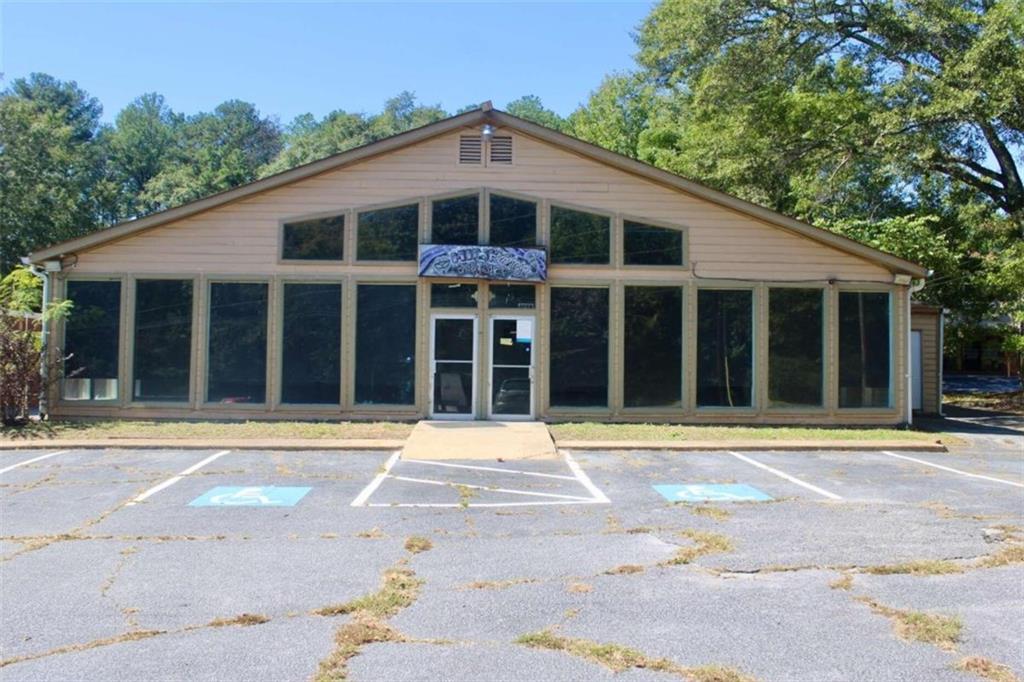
<box><xmin>404</xmin><ymin>459</ymin><xmax>577</xmax><ymax>481</ymax></box>
<box><xmin>388</xmin><ymin>474</ymin><xmax>597</xmax><ymax>501</ymax></box>
<box><xmin>350</xmin><ymin>451</ymin><xmax>401</xmax><ymax>507</ymax></box>
<box><xmin>563</xmin><ymin>450</ymin><xmax>611</xmax><ymax>504</ymax></box>
<box><xmin>127</xmin><ymin>450</ymin><xmax>232</xmax><ymax>505</ymax></box>
<box><xmin>353</xmin><ymin>450</ymin><xmax>610</xmax><ymax>508</ymax></box>
<box><xmin>880</xmin><ymin>450</ymin><xmax>1024</xmax><ymax>489</ymax></box>
<box><xmin>727</xmin><ymin>451</ymin><xmax>843</xmax><ymax>501</ymax></box>
<box><xmin>0</xmin><ymin>450</ymin><xmax>70</xmax><ymax>475</ymax></box>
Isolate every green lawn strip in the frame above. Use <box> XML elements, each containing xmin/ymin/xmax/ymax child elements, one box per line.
<box><xmin>549</xmin><ymin>422</ymin><xmax>951</xmax><ymax>443</ymax></box>
<box><xmin>1</xmin><ymin>419</ymin><xmax>414</xmax><ymax>441</ymax></box>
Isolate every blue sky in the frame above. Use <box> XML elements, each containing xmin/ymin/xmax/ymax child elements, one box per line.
<box><xmin>1</xmin><ymin>1</ymin><xmax>654</xmax><ymax>124</ymax></box>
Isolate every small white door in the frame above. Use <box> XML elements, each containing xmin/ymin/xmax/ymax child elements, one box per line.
<box><xmin>429</xmin><ymin>315</ymin><xmax>477</xmax><ymax>419</ymax></box>
<box><xmin>488</xmin><ymin>316</ymin><xmax>535</xmax><ymax>419</ymax></box>
<box><xmin>911</xmin><ymin>330</ymin><xmax>923</xmax><ymax>411</ymax></box>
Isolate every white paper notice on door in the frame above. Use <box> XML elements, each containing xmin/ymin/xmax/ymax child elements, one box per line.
<box><xmin>515</xmin><ymin>319</ymin><xmax>533</xmax><ymax>343</ymax></box>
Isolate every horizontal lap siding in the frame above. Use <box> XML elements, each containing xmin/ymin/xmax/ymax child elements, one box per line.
<box><xmin>75</xmin><ymin>129</ymin><xmax>891</xmax><ymax>282</ymax></box>
<box><xmin>912</xmin><ymin>310</ymin><xmax>942</xmax><ymax>414</ymax></box>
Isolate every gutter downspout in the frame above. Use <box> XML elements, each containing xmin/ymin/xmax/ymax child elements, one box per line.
<box><xmin>906</xmin><ymin>276</ymin><xmax>928</xmax><ymax>427</ymax></box>
<box><xmin>22</xmin><ymin>258</ymin><xmax>54</xmax><ymax>420</ymax></box>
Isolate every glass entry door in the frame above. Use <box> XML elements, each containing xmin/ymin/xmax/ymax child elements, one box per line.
<box><xmin>489</xmin><ymin>316</ymin><xmax>534</xmax><ymax>419</ymax></box>
<box><xmin>430</xmin><ymin>315</ymin><xmax>477</xmax><ymax>419</ymax></box>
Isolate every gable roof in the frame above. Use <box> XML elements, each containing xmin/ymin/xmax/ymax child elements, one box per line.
<box><xmin>28</xmin><ymin>102</ymin><xmax>928</xmax><ymax>278</ymax></box>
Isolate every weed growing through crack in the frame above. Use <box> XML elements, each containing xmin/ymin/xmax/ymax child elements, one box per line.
<box><xmin>208</xmin><ymin>613</ymin><xmax>270</xmax><ymax>627</ymax></box>
<box><xmin>605</xmin><ymin>564</ymin><xmax>645</xmax><ymax>575</ymax></box>
<box><xmin>515</xmin><ymin>630</ymin><xmax>754</xmax><ymax>681</ymax></box>
<box><xmin>663</xmin><ymin>530</ymin><xmax>734</xmax><ymax>566</ymax></box>
<box><xmin>830</xmin><ymin>574</ymin><xmax>854</xmax><ymax>590</ymax></box>
<box><xmin>455</xmin><ymin>484</ymin><xmax>476</xmax><ymax>508</ymax></box>
<box><xmin>313</xmin><ymin>562</ymin><xmax>427</xmax><ymax>681</ymax></box>
<box><xmin>857</xmin><ymin>598</ymin><xmax>962</xmax><ymax>650</ymax></box>
<box><xmin>689</xmin><ymin>505</ymin><xmax>732</xmax><ymax>521</ymax></box>
<box><xmin>567</xmin><ymin>582</ymin><xmax>593</xmax><ymax>594</ymax></box>
<box><xmin>863</xmin><ymin>560</ymin><xmax>964</xmax><ymax>576</ymax></box>
<box><xmin>356</xmin><ymin>528</ymin><xmax>385</xmax><ymax>539</ymax></box>
<box><xmin>979</xmin><ymin>543</ymin><xmax>1024</xmax><ymax>568</ymax></box>
<box><xmin>955</xmin><ymin>656</ymin><xmax>1020</xmax><ymax>682</ymax></box>
<box><xmin>403</xmin><ymin>536</ymin><xmax>433</xmax><ymax>554</ymax></box>
<box><xmin>462</xmin><ymin>578</ymin><xmax>537</xmax><ymax>590</ymax></box>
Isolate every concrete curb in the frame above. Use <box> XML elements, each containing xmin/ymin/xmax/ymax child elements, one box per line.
<box><xmin>555</xmin><ymin>439</ymin><xmax>948</xmax><ymax>452</ymax></box>
<box><xmin>0</xmin><ymin>437</ymin><xmax>947</xmax><ymax>452</ymax></box>
<box><xmin>0</xmin><ymin>438</ymin><xmax>406</xmax><ymax>451</ymax></box>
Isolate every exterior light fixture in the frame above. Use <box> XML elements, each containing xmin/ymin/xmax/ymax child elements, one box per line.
<box><xmin>481</xmin><ymin>124</ymin><xmax>495</xmax><ymax>141</ymax></box>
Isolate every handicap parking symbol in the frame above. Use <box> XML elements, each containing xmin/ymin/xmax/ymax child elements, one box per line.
<box><xmin>653</xmin><ymin>483</ymin><xmax>773</xmax><ymax>503</ymax></box>
<box><xmin>189</xmin><ymin>486</ymin><xmax>311</xmax><ymax>507</ymax></box>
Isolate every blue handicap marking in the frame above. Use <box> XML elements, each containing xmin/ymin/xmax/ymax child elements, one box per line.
<box><xmin>189</xmin><ymin>486</ymin><xmax>311</xmax><ymax>507</ymax></box>
<box><xmin>653</xmin><ymin>483</ymin><xmax>773</xmax><ymax>503</ymax></box>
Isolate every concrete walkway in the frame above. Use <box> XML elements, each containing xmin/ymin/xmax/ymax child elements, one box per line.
<box><xmin>400</xmin><ymin>420</ymin><xmax>558</xmax><ymax>460</ymax></box>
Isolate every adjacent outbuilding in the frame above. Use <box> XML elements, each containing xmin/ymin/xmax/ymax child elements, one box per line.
<box><xmin>27</xmin><ymin>103</ymin><xmax>930</xmax><ymax>425</ymax></box>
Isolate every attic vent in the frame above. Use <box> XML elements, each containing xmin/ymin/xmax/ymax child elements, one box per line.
<box><xmin>489</xmin><ymin>135</ymin><xmax>513</xmax><ymax>164</ymax></box>
<box><xmin>459</xmin><ymin>135</ymin><xmax>482</xmax><ymax>165</ymax></box>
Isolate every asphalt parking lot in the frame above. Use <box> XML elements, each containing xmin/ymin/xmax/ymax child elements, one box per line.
<box><xmin>1</xmin><ymin>434</ymin><xmax>1022</xmax><ymax>682</ymax></box>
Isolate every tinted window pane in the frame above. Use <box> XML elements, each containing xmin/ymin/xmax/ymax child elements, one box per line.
<box><xmin>358</xmin><ymin>204</ymin><xmax>418</xmax><ymax>261</ymax></box>
<box><xmin>489</xmin><ymin>194</ymin><xmax>536</xmax><ymax>247</ymax></box>
<box><xmin>282</xmin><ymin>283</ymin><xmax>341</xmax><ymax>404</ymax></box>
<box><xmin>697</xmin><ymin>290</ymin><xmax>753</xmax><ymax>407</ymax></box>
<box><xmin>550</xmin><ymin>288</ymin><xmax>608</xmax><ymax>407</ymax></box>
<box><xmin>769</xmin><ymin>289</ymin><xmax>823</xmax><ymax>407</ymax></box>
<box><xmin>356</xmin><ymin>285</ymin><xmax>416</xmax><ymax>404</ymax></box>
<box><xmin>432</xmin><ymin>195</ymin><xmax>478</xmax><ymax>245</ymax></box>
<box><xmin>63</xmin><ymin>280</ymin><xmax>121</xmax><ymax>400</ymax></box>
<box><xmin>623</xmin><ymin>221</ymin><xmax>683</xmax><ymax>266</ymax></box>
<box><xmin>839</xmin><ymin>292</ymin><xmax>890</xmax><ymax>408</ymax></box>
<box><xmin>489</xmin><ymin>285</ymin><xmax>535</xmax><ymax>309</ymax></box>
<box><xmin>550</xmin><ymin>206</ymin><xmax>609</xmax><ymax>264</ymax></box>
<box><xmin>207</xmin><ymin>282</ymin><xmax>267</xmax><ymax>403</ymax></box>
<box><xmin>431</xmin><ymin>283</ymin><xmax>478</xmax><ymax>308</ymax></box>
<box><xmin>624</xmin><ymin>287</ymin><xmax>682</xmax><ymax>408</ymax></box>
<box><xmin>133</xmin><ymin>279</ymin><xmax>192</xmax><ymax>402</ymax></box>
<box><xmin>282</xmin><ymin>215</ymin><xmax>344</xmax><ymax>260</ymax></box>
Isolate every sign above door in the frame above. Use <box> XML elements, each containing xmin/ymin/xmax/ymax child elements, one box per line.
<box><xmin>418</xmin><ymin>245</ymin><xmax>547</xmax><ymax>282</ymax></box>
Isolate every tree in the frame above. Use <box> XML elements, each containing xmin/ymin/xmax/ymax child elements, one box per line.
<box><xmin>505</xmin><ymin>95</ymin><xmax>567</xmax><ymax>131</ymax></box>
<box><xmin>0</xmin><ymin>74</ymin><xmax>113</xmax><ymax>274</ymax></box>
<box><xmin>106</xmin><ymin>93</ymin><xmax>180</xmax><ymax>217</ymax></box>
<box><xmin>568</xmin><ymin>74</ymin><xmax>657</xmax><ymax>158</ymax></box>
<box><xmin>635</xmin><ymin>0</ymin><xmax>1024</xmax><ymax>223</ymax></box>
<box><xmin>141</xmin><ymin>100</ymin><xmax>282</xmax><ymax>210</ymax></box>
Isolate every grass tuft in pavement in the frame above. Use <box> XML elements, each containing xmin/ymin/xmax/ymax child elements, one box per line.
<box><xmin>829</xmin><ymin>574</ymin><xmax>854</xmax><ymax>590</ymax></box>
<box><xmin>863</xmin><ymin>560</ymin><xmax>964</xmax><ymax>576</ymax></box>
<box><xmin>663</xmin><ymin>530</ymin><xmax>734</xmax><ymax>566</ymax></box>
<box><xmin>313</xmin><ymin>563</ymin><xmax>425</xmax><ymax>681</ymax></box>
<box><xmin>979</xmin><ymin>543</ymin><xmax>1024</xmax><ymax>568</ymax></box>
<box><xmin>403</xmin><ymin>536</ymin><xmax>433</xmax><ymax>554</ymax></box>
<box><xmin>462</xmin><ymin>578</ymin><xmax>537</xmax><ymax>590</ymax></box>
<box><xmin>689</xmin><ymin>505</ymin><xmax>732</xmax><ymax>521</ymax></box>
<box><xmin>955</xmin><ymin>656</ymin><xmax>1021</xmax><ymax>682</ymax></box>
<box><xmin>312</xmin><ymin>567</ymin><xmax>423</xmax><ymax>619</ymax></box>
<box><xmin>605</xmin><ymin>564</ymin><xmax>645</xmax><ymax>575</ymax></box>
<box><xmin>515</xmin><ymin>630</ymin><xmax>754</xmax><ymax>681</ymax></box>
<box><xmin>208</xmin><ymin>613</ymin><xmax>270</xmax><ymax>627</ymax></box>
<box><xmin>857</xmin><ymin>598</ymin><xmax>962</xmax><ymax>650</ymax></box>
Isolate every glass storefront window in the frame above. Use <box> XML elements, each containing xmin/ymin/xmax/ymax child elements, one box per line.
<box><xmin>839</xmin><ymin>291</ymin><xmax>891</xmax><ymax>408</ymax></box>
<box><xmin>63</xmin><ymin>280</ymin><xmax>121</xmax><ymax>401</ymax></box>
<box><xmin>624</xmin><ymin>286</ymin><xmax>682</xmax><ymax>407</ymax></box>
<box><xmin>697</xmin><ymin>289</ymin><xmax>753</xmax><ymax>407</ymax></box>
<box><xmin>550</xmin><ymin>287</ymin><xmax>609</xmax><ymax>407</ymax></box>
<box><xmin>281</xmin><ymin>283</ymin><xmax>341</xmax><ymax>404</ymax></box>
<box><xmin>356</xmin><ymin>284</ymin><xmax>417</xmax><ymax>404</ymax></box>
<box><xmin>207</xmin><ymin>282</ymin><xmax>268</xmax><ymax>404</ymax></box>
<box><xmin>430</xmin><ymin>283</ymin><xmax>478</xmax><ymax>308</ymax></box>
<box><xmin>133</xmin><ymin>279</ymin><xmax>192</xmax><ymax>402</ymax></box>
<box><xmin>768</xmin><ymin>288</ymin><xmax>823</xmax><ymax>407</ymax></box>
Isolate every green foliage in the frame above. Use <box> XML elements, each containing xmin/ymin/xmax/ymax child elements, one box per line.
<box><xmin>505</xmin><ymin>95</ymin><xmax>567</xmax><ymax>131</ymax></box>
<box><xmin>568</xmin><ymin>74</ymin><xmax>657</xmax><ymax>158</ymax></box>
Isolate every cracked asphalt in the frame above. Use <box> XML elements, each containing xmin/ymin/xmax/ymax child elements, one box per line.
<box><xmin>1</xmin><ymin>429</ymin><xmax>1021</xmax><ymax>682</ymax></box>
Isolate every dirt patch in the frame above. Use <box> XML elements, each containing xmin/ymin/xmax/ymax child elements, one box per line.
<box><xmin>605</xmin><ymin>564</ymin><xmax>645</xmax><ymax>575</ymax></box>
<box><xmin>313</xmin><ymin>566</ymin><xmax>422</xmax><ymax>619</ymax></box>
<box><xmin>690</xmin><ymin>506</ymin><xmax>732</xmax><ymax>521</ymax></box>
<box><xmin>978</xmin><ymin>543</ymin><xmax>1024</xmax><ymax>568</ymax></box>
<box><xmin>567</xmin><ymin>582</ymin><xmax>593</xmax><ymax>594</ymax></box>
<box><xmin>462</xmin><ymin>578</ymin><xmax>537</xmax><ymax>590</ymax></box>
<box><xmin>829</xmin><ymin>574</ymin><xmax>854</xmax><ymax>590</ymax></box>
<box><xmin>515</xmin><ymin>629</ymin><xmax>754</xmax><ymax>681</ymax></box>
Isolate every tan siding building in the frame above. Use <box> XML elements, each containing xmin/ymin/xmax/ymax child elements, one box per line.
<box><xmin>29</xmin><ymin>104</ymin><xmax>929</xmax><ymax>426</ymax></box>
